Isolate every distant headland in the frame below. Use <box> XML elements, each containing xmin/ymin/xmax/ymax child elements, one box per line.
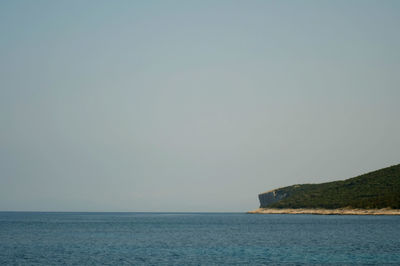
<box><xmin>249</xmin><ymin>163</ymin><xmax>400</xmax><ymax>215</ymax></box>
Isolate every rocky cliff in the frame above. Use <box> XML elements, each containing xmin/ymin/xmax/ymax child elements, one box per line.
<box><xmin>258</xmin><ymin>189</ymin><xmax>289</xmax><ymax>208</ymax></box>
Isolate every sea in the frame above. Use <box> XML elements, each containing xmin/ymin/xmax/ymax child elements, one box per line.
<box><xmin>1</xmin><ymin>212</ymin><xmax>399</xmax><ymax>265</ymax></box>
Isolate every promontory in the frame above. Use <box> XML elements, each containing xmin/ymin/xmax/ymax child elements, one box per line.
<box><xmin>249</xmin><ymin>163</ymin><xmax>400</xmax><ymax>215</ymax></box>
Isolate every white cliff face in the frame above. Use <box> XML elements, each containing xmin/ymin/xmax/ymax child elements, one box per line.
<box><xmin>258</xmin><ymin>190</ymin><xmax>288</xmax><ymax>207</ymax></box>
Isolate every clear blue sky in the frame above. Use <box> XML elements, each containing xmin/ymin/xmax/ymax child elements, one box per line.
<box><xmin>1</xmin><ymin>0</ymin><xmax>399</xmax><ymax>211</ymax></box>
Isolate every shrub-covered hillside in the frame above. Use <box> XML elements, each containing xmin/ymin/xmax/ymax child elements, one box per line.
<box><xmin>267</xmin><ymin>164</ymin><xmax>400</xmax><ymax>209</ymax></box>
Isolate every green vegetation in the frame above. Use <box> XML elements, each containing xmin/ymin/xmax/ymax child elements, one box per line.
<box><xmin>268</xmin><ymin>164</ymin><xmax>400</xmax><ymax>209</ymax></box>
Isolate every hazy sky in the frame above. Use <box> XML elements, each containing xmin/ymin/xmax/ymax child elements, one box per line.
<box><xmin>1</xmin><ymin>0</ymin><xmax>399</xmax><ymax>212</ymax></box>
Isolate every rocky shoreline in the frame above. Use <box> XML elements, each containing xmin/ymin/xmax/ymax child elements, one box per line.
<box><xmin>247</xmin><ymin>208</ymin><xmax>400</xmax><ymax>215</ymax></box>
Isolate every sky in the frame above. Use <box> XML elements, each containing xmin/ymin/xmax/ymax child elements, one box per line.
<box><xmin>1</xmin><ymin>0</ymin><xmax>399</xmax><ymax>212</ymax></box>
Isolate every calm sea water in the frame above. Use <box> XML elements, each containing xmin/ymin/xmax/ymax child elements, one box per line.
<box><xmin>1</xmin><ymin>212</ymin><xmax>400</xmax><ymax>265</ymax></box>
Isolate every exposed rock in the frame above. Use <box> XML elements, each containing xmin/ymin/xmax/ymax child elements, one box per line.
<box><xmin>258</xmin><ymin>189</ymin><xmax>288</xmax><ymax>208</ymax></box>
<box><xmin>248</xmin><ymin>208</ymin><xmax>400</xmax><ymax>215</ymax></box>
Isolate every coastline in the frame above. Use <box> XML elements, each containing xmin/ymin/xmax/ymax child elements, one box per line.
<box><xmin>247</xmin><ymin>208</ymin><xmax>400</xmax><ymax>215</ymax></box>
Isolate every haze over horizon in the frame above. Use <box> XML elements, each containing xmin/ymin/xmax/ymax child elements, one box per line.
<box><xmin>1</xmin><ymin>0</ymin><xmax>399</xmax><ymax>212</ymax></box>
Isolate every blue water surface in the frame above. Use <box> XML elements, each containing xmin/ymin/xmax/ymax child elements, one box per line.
<box><xmin>0</xmin><ymin>212</ymin><xmax>399</xmax><ymax>265</ymax></box>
